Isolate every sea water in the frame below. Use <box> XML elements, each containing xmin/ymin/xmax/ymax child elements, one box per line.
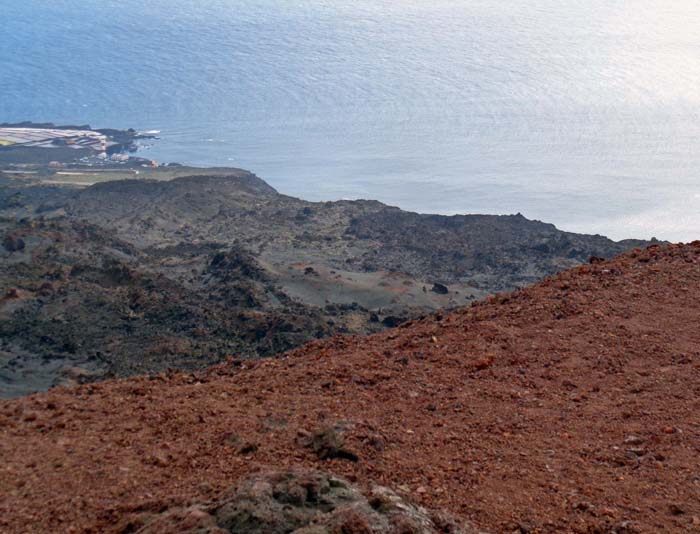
<box><xmin>1</xmin><ymin>0</ymin><xmax>699</xmax><ymax>241</ymax></box>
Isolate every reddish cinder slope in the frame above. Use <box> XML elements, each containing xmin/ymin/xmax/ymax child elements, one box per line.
<box><xmin>2</xmin><ymin>243</ymin><xmax>700</xmax><ymax>533</ymax></box>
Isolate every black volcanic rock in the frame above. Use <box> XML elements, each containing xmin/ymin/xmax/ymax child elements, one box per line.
<box><xmin>0</xmin><ymin>170</ymin><xmax>658</xmax><ymax>396</ymax></box>
<box><xmin>2</xmin><ymin>234</ymin><xmax>25</xmax><ymax>252</ymax></box>
<box><xmin>345</xmin><ymin>210</ymin><xmax>652</xmax><ymax>290</ymax></box>
<box><xmin>431</xmin><ymin>283</ymin><xmax>449</xmax><ymax>295</ymax></box>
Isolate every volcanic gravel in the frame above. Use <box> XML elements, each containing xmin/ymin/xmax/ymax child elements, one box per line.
<box><xmin>1</xmin><ymin>243</ymin><xmax>700</xmax><ymax>533</ymax></box>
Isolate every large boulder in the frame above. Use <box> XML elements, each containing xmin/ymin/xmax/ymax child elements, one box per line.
<box><xmin>135</xmin><ymin>469</ymin><xmax>484</xmax><ymax>534</ymax></box>
<box><xmin>430</xmin><ymin>283</ymin><xmax>449</xmax><ymax>295</ymax></box>
<box><xmin>2</xmin><ymin>233</ymin><xmax>25</xmax><ymax>252</ymax></box>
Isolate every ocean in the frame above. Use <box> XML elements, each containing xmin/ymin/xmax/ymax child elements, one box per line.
<box><xmin>1</xmin><ymin>0</ymin><xmax>699</xmax><ymax>241</ymax></box>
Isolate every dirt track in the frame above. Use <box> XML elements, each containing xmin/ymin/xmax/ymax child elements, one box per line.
<box><xmin>1</xmin><ymin>243</ymin><xmax>699</xmax><ymax>533</ymax></box>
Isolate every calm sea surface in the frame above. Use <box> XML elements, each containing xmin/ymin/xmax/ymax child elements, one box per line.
<box><xmin>2</xmin><ymin>0</ymin><xmax>699</xmax><ymax>241</ymax></box>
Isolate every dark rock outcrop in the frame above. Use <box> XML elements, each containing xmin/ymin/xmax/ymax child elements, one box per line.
<box><xmin>431</xmin><ymin>283</ymin><xmax>449</xmax><ymax>295</ymax></box>
<box><xmin>0</xmin><ymin>171</ymin><xmax>658</xmax><ymax>396</ymax></box>
<box><xmin>2</xmin><ymin>234</ymin><xmax>25</xmax><ymax>252</ymax></box>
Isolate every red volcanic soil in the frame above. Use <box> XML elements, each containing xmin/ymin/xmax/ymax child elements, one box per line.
<box><xmin>2</xmin><ymin>243</ymin><xmax>700</xmax><ymax>533</ymax></box>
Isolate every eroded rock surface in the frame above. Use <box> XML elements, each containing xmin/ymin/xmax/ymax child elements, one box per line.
<box><xmin>135</xmin><ymin>469</ymin><xmax>481</xmax><ymax>534</ymax></box>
